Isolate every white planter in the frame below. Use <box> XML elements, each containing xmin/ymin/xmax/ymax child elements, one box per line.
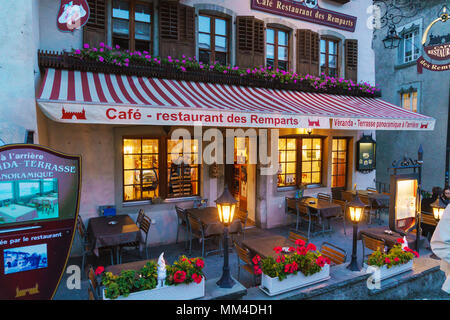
<box><xmin>364</xmin><ymin>260</ymin><xmax>413</xmax><ymax>281</ymax></box>
<box><xmin>102</xmin><ymin>278</ymin><xmax>205</xmax><ymax>300</ymax></box>
<box><xmin>259</xmin><ymin>264</ymin><xmax>330</xmax><ymax>296</ymax></box>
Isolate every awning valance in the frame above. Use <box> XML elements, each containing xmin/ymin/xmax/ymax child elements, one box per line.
<box><xmin>36</xmin><ymin>68</ymin><xmax>435</xmax><ymax>131</ymax></box>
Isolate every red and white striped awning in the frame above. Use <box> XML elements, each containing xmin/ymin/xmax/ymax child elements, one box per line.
<box><xmin>37</xmin><ymin>68</ymin><xmax>435</xmax><ymax>130</ymax></box>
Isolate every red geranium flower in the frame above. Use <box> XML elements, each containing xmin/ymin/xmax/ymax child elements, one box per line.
<box><xmin>94</xmin><ymin>266</ymin><xmax>104</xmax><ymax>276</ymax></box>
<box><xmin>173</xmin><ymin>270</ymin><xmax>186</xmax><ymax>283</ymax></box>
<box><xmin>384</xmin><ymin>257</ymin><xmax>391</xmax><ymax>264</ymax></box>
<box><xmin>325</xmin><ymin>257</ymin><xmax>331</xmax><ymax>265</ymax></box>
<box><xmin>295</xmin><ymin>239</ymin><xmax>305</xmax><ymax>247</ymax></box>
<box><xmin>412</xmin><ymin>250</ymin><xmax>419</xmax><ymax>258</ymax></box>
<box><xmin>288</xmin><ymin>247</ymin><xmax>295</xmax><ymax>252</ymax></box>
<box><xmin>276</xmin><ymin>255</ymin><xmax>286</xmax><ymax>263</ymax></box>
<box><xmin>191</xmin><ymin>273</ymin><xmax>202</xmax><ymax>284</ymax></box>
<box><xmin>396</xmin><ymin>238</ymin><xmax>404</xmax><ymax>244</ymax></box>
<box><xmin>315</xmin><ymin>257</ymin><xmax>325</xmax><ymax>268</ymax></box>
<box><xmin>394</xmin><ymin>257</ymin><xmax>400</xmax><ymax>262</ymax></box>
<box><xmin>253</xmin><ymin>266</ymin><xmax>262</xmax><ymax>275</ymax></box>
<box><xmin>252</xmin><ymin>255</ymin><xmax>261</xmax><ymax>265</ymax></box>
<box><xmin>273</xmin><ymin>246</ymin><xmax>282</xmax><ymax>254</ymax></box>
<box><xmin>296</xmin><ymin>246</ymin><xmax>307</xmax><ymax>255</ymax></box>
<box><xmin>306</xmin><ymin>243</ymin><xmax>317</xmax><ymax>252</ymax></box>
<box><xmin>195</xmin><ymin>259</ymin><xmax>205</xmax><ymax>269</ymax></box>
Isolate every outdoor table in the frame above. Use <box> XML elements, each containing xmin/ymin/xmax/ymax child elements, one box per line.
<box><xmin>186</xmin><ymin>207</ymin><xmax>242</xmax><ymax>237</ymax></box>
<box><xmin>87</xmin><ymin>215</ymin><xmax>141</xmax><ymax>260</ymax></box>
<box><xmin>0</xmin><ymin>204</ymin><xmax>38</xmax><ymax>223</ymax></box>
<box><xmin>32</xmin><ymin>196</ymin><xmax>58</xmax><ymax>206</ymax></box>
<box><xmin>357</xmin><ymin>227</ymin><xmax>429</xmax><ymax>250</ymax></box>
<box><xmin>105</xmin><ymin>259</ymin><xmax>154</xmax><ymax>275</ymax></box>
<box><xmin>287</xmin><ymin>197</ymin><xmax>341</xmax><ymax>219</ymax></box>
<box><xmin>242</xmin><ymin>235</ymin><xmax>295</xmax><ymax>259</ymax></box>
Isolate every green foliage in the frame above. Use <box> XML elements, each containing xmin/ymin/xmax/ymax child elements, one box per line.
<box><xmin>366</xmin><ymin>244</ymin><xmax>415</xmax><ymax>269</ymax></box>
<box><xmin>101</xmin><ymin>261</ymin><xmax>158</xmax><ymax>300</ymax></box>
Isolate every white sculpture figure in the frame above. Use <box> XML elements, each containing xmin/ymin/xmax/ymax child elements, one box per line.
<box><xmin>401</xmin><ymin>236</ymin><xmax>408</xmax><ymax>250</ymax></box>
<box><xmin>157</xmin><ymin>252</ymin><xmax>167</xmax><ymax>288</ymax></box>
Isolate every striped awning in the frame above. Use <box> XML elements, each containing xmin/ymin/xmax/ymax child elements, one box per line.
<box><xmin>36</xmin><ymin>68</ymin><xmax>435</xmax><ymax>130</ymax></box>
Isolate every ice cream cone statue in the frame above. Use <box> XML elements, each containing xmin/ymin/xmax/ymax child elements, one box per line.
<box><xmin>157</xmin><ymin>252</ymin><xmax>167</xmax><ymax>288</ymax></box>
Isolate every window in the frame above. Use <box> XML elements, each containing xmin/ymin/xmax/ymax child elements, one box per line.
<box><xmin>123</xmin><ymin>138</ymin><xmax>159</xmax><ymax>202</ymax></box>
<box><xmin>0</xmin><ymin>182</ymin><xmax>13</xmax><ymax>201</ymax></box>
<box><xmin>277</xmin><ymin>137</ymin><xmax>323</xmax><ymax>187</ymax></box>
<box><xmin>400</xmin><ymin>29</ymin><xmax>420</xmax><ymax>63</ymax></box>
<box><xmin>278</xmin><ymin>138</ymin><xmax>297</xmax><ymax>187</ymax></box>
<box><xmin>19</xmin><ymin>181</ymin><xmax>40</xmax><ymax>198</ymax></box>
<box><xmin>198</xmin><ymin>15</ymin><xmax>229</xmax><ymax>65</ymax></box>
<box><xmin>301</xmin><ymin>138</ymin><xmax>322</xmax><ymax>185</ymax></box>
<box><xmin>320</xmin><ymin>38</ymin><xmax>339</xmax><ymax>77</ymax></box>
<box><xmin>401</xmin><ymin>90</ymin><xmax>418</xmax><ymax>112</ymax></box>
<box><xmin>112</xmin><ymin>0</ymin><xmax>152</xmax><ymax>53</ymax></box>
<box><xmin>266</xmin><ymin>28</ymin><xmax>289</xmax><ymax>71</ymax></box>
<box><xmin>42</xmin><ymin>179</ymin><xmax>56</xmax><ymax>194</ymax></box>
<box><xmin>167</xmin><ymin>139</ymin><xmax>200</xmax><ymax>198</ymax></box>
<box><xmin>331</xmin><ymin>138</ymin><xmax>348</xmax><ymax>188</ymax></box>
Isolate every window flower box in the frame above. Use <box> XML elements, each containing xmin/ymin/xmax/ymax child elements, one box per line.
<box><xmin>101</xmin><ymin>277</ymin><xmax>205</xmax><ymax>300</ymax></box>
<box><xmin>260</xmin><ymin>264</ymin><xmax>330</xmax><ymax>296</ymax></box>
<box><xmin>364</xmin><ymin>260</ymin><xmax>413</xmax><ymax>281</ymax></box>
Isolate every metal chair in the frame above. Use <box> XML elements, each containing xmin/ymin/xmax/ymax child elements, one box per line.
<box><xmin>118</xmin><ymin>214</ymin><xmax>152</xmax><ymax>264</ymax></box>
<box><xmin>234</xmin><ymin>241</ymin><xmax>257</xmax><ymax>287</ymax></box>
<box><xmin>76</xmin><ymin>216</ymin><xmax>113</xmax><ymax>275</ymax></box>
<box><xmin>187</xmin><ymin>214</ymin><xmax>219</xmax><ymax>257</ymax></box>
<box><xmin>361</xmin><ymin>235</ymin><xmax>386</xmax><ymax>264</ymax></box>
<box><xmin>288</xmin><ymin>231</ymin><xmax>308</xmax><ymax>244</ymax></box>
<box><xmin>366</xmin><ymin>187</ymin><xmax>378</xmax><ymax>193</ymax></box>
<box><xmin>175</xmin><ymin>206</ymin><xmax>190</xmax><ymax>250</ymax></box>
<box><xmin>230</xmin><ymin>209</ymin><xmax>248</xmax><ymax>240</ymax></box>
<box><xmin>421</xmin><ymin>211</ymin><xmax>438</xmax><ymax>241</ymax></box>
<box><xmin>136</xmin><ymin>208</ymin><xmax>145</xmax><ymax>226</ymax></box>
<box><xmin>42</xmin><ymin>199</ymin><xmax>52</xmax><ymax>214</ymax></box>
<box><xmin>87</xmin><ymin>265</ymin><xmax>99</xmax><ymax>300</ymax></box>
<box><xmin>331</xmin><ymin>199</ymin><xmax>347</xmax><ymax>235</ymax></box>
<box><xmin>320</xmin><ymin>242</ymin><xmax>347</xmax><ymax>266</ymax></box>
<box><xmin>359</xmin><ymin>194</ymin><xmax>378</xmax><ymax>224</ymax></box>
<box><xmin>317</xmin><ymin>193</ymin><xmax>332</xmax><ymax>202</ymax></box>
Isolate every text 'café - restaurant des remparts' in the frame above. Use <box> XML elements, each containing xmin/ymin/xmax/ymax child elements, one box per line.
<box><xmin>20</xmin><ymin>0</ymin><xmax>435</xmax><ymax>247</ymax></box>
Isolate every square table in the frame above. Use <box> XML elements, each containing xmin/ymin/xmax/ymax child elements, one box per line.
<box><xmin>343</xmin><ymin>190</ymin><xmax>390</xmax><ymax>208</ymax></box>
<box><xmin>87</xmin><ymin>215</ymin><xmax>141</xmax><ymax>261</ymax></box>
<box><xmin>105</xmin><ymin>259</ymin><xmax>154</xmax><ymax>275</ymax></box>
<box><xmin>186</xmin><ymin>207</ymin><xmax>242</xmax><ymax>237</ymax></box>
<box><xmin>242</xmin><ymin>235</ymin><xmax>296</xmax><ymax>259</ymax></box>
<box><xmin>357</xmin><ymin>227</ymin><xmax>429</xmax><ymax>251</ymax></box>
<box><xmin>0</xmin><ymin>204</ymin><xmax>38</xmax><ymax>223</ymax></box>
<box><xmin>32</xmin><ymin>196</ymin><xmax>58</xmax><ymax>206</ymax></box>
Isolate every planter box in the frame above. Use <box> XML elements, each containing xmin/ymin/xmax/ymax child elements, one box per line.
<box><xmin>364</xmin><ymin>260</ymin><xmax>413</xmax><ymax>281</ymax></box>
<box><xmin>102</xmin><ymin>278</ymin><xmax>205</xmax><ymax>300</ymax></box>
<box><xmin>259</xmin><ymin>264</ymin><xmax>330</xmax><ymax>296</ymax></box>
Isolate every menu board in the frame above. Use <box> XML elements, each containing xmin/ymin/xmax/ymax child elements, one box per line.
<box><xmin>356</xmin><ymin>136</ymin><xmax>376</xmax><ymax>172</ymax></box>
<box><xmin>0</xmin><ymin>144</ymin><xmax>81</xmax><ymax>300</ymax></box>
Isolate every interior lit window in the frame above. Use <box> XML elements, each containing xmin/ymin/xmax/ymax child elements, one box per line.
<box><xmin>301</xmin><ymin>138</ymin><xmax>322</xmax><ymax>185</ymax></box>
<box><xmin>401</xmin><ymin>91</ymin><xmax>418</xmax><ymax>112</ymax></box>
<box><xmin>331</xmin><ymin>138</ymin><xmax>348</xmax><ymax>188</ymax></box>
<box><xmin>278</xmin><ymin>138</ymin><xmax>297</xmax><ymax>187</ymax></box>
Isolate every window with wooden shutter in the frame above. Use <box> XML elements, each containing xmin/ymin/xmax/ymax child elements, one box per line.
<box><xmin>236</xmin><ymin>16</ymin><xmax>264</xmax><ymax>69</ymax></box>
<box><xmin>83</xmin><ymin>0</ymin><xmax>107</xmax><ymax>47</ymax></box>
<box><xmin>345</xmin><ymin>39</ymin><xmax>358</xmax><ymax>82</ymax></box>
<box><xmin>296</xmin><ymin>29</ymin><xmax>319</xmax><ymax>77</ymax></box>
<box><xmin>320</xmin><ymin>37</ymin><xmax>340</xmax><ymax>77</ymax></box>
<box><xmin>159</xmin><ymin>2</ymin><xmax>195</xmax><ymax>59</ymax></box>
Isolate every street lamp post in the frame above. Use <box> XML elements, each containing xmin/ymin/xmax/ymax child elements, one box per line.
<box><xmin>347</xmin><ymin>192</ymin><xmax>365</xmax><ymax>271</ymax></box>
<box><xmin>430</xmin><ymin>199</ymin><xmax>445</xmax><ymax>260</ymax></box>
<box><xmin>215</xmin><ymin>185</ymin><xmax>237</xmax><ymax>288</ymax></box>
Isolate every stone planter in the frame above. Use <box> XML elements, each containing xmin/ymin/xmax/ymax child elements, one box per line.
<box><xmin>259</xmin><ymin>264</ymin><xmax>330</xmax><ymax>296</ymax></box>
<box><xmin>364</xmin><ymin>260</ymin><xmax>413</xmax><ymax>281</ymax></box>
<box><xmin>102</xmin><ymin>277</ymin><xmax>205</xmax><ymax>300</ymax></box>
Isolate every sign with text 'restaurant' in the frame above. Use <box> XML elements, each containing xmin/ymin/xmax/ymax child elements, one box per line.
<box><xmin>251</xmin><ymin>0</ymin><xmax>357</xmax><ymax>32</ymax></box>
<box><xmin>0</xmin><ymin>145</ymin><xmax>81</xmax><ymax>300</ymax></box>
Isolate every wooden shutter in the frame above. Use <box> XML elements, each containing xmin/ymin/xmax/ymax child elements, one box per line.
<box><xmin>296</xmin><ymin>29</ymin><xmax>319</xmax><ymax>77</ymax></box>
<box><xmin>159</xmin><ymin>1</ymin><xmax>195</xmax><ymax>59</ymax></box>
<box><xmin>236</xmin><ymin>16</ymin><xmax>265</xmax><ymax>69</ymax></box>
<box><xmin>345</xmin><ymin>39</ymin><xmax>358</xmax><ymax>82</ymax></box>
<box><xmin>83</xmin><ymin>0</ymin><xmax>106</xmax><ymax>47</ymax></box>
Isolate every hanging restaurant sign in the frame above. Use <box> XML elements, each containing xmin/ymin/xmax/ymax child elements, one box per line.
<box><xmin>250</xmin><ymin>0</ymin><xmax>357</xmax><ymax>32</ymax></box>
<box><xmin>355</xmin><ymin>134</ymin><xmax>376</xmax><ymax>173</ymax></box>
<box><xmin>417</xmin><ymin>5</ymin><xmax>450</xmax><ymax>73</ymax></box>
<box><xmin>0</xmin><ymin>144</ymin><xmax>81</xmax><ymax>300</ymax></box>
<box><xmin>57</xmin><ymin>0</ymin><xmax>90</xmax><ymax>32</ymax></box>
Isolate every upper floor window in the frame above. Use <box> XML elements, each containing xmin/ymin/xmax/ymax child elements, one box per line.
<box><xmin>320</xmin><ymin>38</ymin><xmax>339</xmax><ymax>77</ymax></box>
<box><xmin>399</xmin><ymin>29</ymin><xmax>420</xmax><ymax>64</ymax></box>
<box><xmin>198</xmin><ymin>15</ymin><xmax>229</xmax><ymax>65</ymax></box>
<box><xmin>266</xmin><ymin>28</ymin><xmax>290</xmax><ymax>71</ymax></box>
<box><xmin>401</xmin><ymin>90</ymin><xmax>418</xmax><ymax>112</ymax></box>
<box><xmin>112</xmin><ymin>0</ymin><xmax>152</xmax><ymax>53</ymax></box>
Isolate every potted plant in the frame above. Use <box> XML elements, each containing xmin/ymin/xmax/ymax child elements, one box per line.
<box><xmin>364</xmin><ymin>238</ymin><xmax>419</xmax><ymax>281</ymax></box>
<box><xmin>254</xmin><ymin>240</ymin><xmax>331</xmax><ymax>296</ymax></box>
<box><xmin>99</xmin><ymin>255</ymin><xmax>205</xmax><ymax>300</ymax></box>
